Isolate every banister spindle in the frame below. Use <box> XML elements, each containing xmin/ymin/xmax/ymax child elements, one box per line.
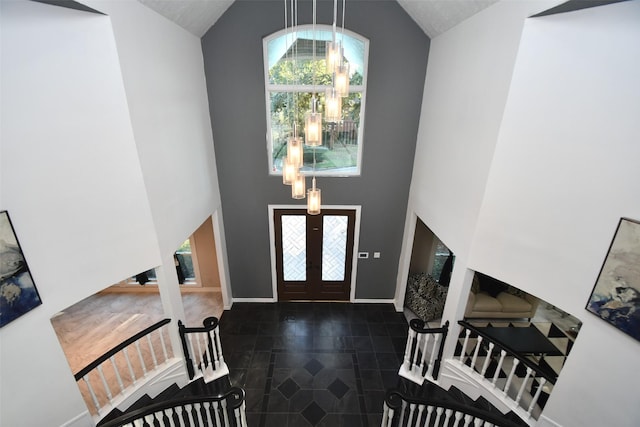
<box><xmin>460</xmin><ymin>329</ymin><xmax>471</xmax><ymax>362</ymax></box>
<box><xmin>97</xmin><ymin>365</ymin><xmax>113</xmax><ymax>403</ymax></box>
<box><xmin>492</xmin><ymin>350</ymin><xmax>506</xmax><ymax>386</ymax></box>
<box><xmin>146</xmin><ymin>334</ymin><xmax>158</xmax><ymax>369</ymax></box>
<box><xmin>407</xmin><ymin>403</ymin><xmax>416</xmax><ymax>426</ymax></box>
<box><xmin>417</xmin><ymin>333</ymin><xmax>431</xmax><ymax>375</ymax></box>
<box><xmin>221</xmin><ymin>399</ymin><xmax>230</xmax><ymax>427</ymax></box>
<box><xmin>443</xmin><ymin>408</ymin><xmax>453</xmax><ymax>426</ymax></box>
<box><xmin>109</xmin><ymin>356</ymin><xmax>125</xmax><ymax>393</ymax></box>
<box><xmin>426</xmin><ymin>334</ymin><xmax>441</xmax><ymax>378</ymax></box>
<box><xmin>82</xmin><ymin>375</ymin><xmax>100</xmax><ymax>413</ymax></box>
<box><xmin>209</xmin><ymin>329</ymin><xmax>220</xmax><ymax>369</ymax></box>
<box><xmin>528</xmin><ymin>377</ymin><xmax>547</xmax><ymax>414</ymax></box>
<box><xmin>515</xmin><ymin>367</ymin><xmax>533</xmax><ymax>405</ymax></box>
<box><xmin>415</xmin><ymin>405</ymin><xmax>425</xmax><ymax>427</ymax></box>
<box><xmin>123</xmin><ymin>347</ymin><xmax>137</xmax><ymax>384</ymax></box>
<box><xmin>452</xmin><ymin>410</ymin><xmax>463</xmax><ymax>427</ymax></box>
<box><xmin>135</xmin><ymin>341</ymin><xmax>147</xmax><ymax>375</ymax></box>
<box><xmin>159</xmin><ymin>328</ymin><xmax>169</xmax><ymax>362</ymax></box>
<box><xmin>470</xmin><ymin>336</ymin><xmax>483</xmax><ymax>371</ymax></box>
<box><xmin>402</xmin><ymin>328</ymin><xmax>416</xmax><ymax>373</ymax></box>
<box><xmin>213</xmin><ymin>400</ymin><xmax>222</xmax><ymax>427</ymax></box>
<box><xmin>503</xmin><ymin>358</ymin><xmax>520</xmax><ymax>396</ymax></box>
<box><xmin>424</xmin><ymin>405</ymin><xmax>434</xmax><ymax>426</ymax></box>
<box><xmin>480</xmin><ymin>342</ymin><xmax>494</xmax><ymax>377</ymax></box>
<box><xmin>434</xmin><ymin>406</ymin><xmax>444</xmax><ymax>426</ymax></box>
<box><xmin>214</xmin><ymin>327</ymin><xmax>225</xmax><ymax>366</ymax></box>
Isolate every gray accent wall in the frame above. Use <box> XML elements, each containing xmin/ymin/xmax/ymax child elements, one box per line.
<box><xmin>202</xmin><ymin>0</ymin><xmax>429</xmax><ymax>299</ymax></box>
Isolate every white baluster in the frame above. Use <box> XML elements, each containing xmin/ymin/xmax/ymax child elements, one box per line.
<box><xmin>146</xmin><ymin>334</ymin><xmax>158</xmax><ymax>369</ymax></box>
<box><xmin>109</xmin><ymin>356</ymin><xmax>125</xmax><ymax>393</ymax></box>
<box><xmin>123</xmin><ymin>347</ymin><xmax>137</xmax><ymax>384</ymax></box>
<box><xmin>187</xmin><ymin>335</ymin><xmax>197</xmax><ymax>374</ymax></box>
<box><xmin>403</xmin><ymin>329</ymin><xmax>416</xmax><ymax>373</ymax></box>
<box><xmin>175</xmin><ymin>406</ymin><xmax>186</xmax><ymax>426</ymax></box>
<box><xmin>213</xmin><ymin>401</ymin><xmax>222</xmax><ymax>427</ymax></box>
<box><xmin>399</xmin><ymin>401</ymin><xmax>407</xmax><ymax>424</ymax></box>
<box><xmin>503</xmin><ymin>358</ymin><xmax>519</xmax><ymax>396</ymax></box>
<box><xmin>515</xmin><ymin>367</ymin><xmax>533</xmax><ymax>405</ymax></box>
<box><xmin>460</xmin><ymin>329</ymin><xmax>471</xmax><ymax>362</ymax></box>
<box><xmin>470</xmin><ymin>336</ymin><xmax>483</xmax><ymax>371</ymax></box>
<box><xmin>135</xmin><ymin>341</ymin><xmax>147</xmax><ymax>375</ymax></box>
<box><xmin>463</xmin><ymin>413</ymin><xmax>473</xmax><ymax>427</ymax></box>
<box><xmin>185</xmin><ymin>403</ymin><xmax>196</xmax><ymax>426</ymax></box>
<box><xmin>159</xmin><ymin>328</ymin><xmax>169</xmax><ymax>362</ymax></box>
<box><xmin>221</xmin><ymin>398</ymin><xmax>230</xmax><ymax>427</ymax></box>
<box><xmin>528</xmin><ymin>377</ymin><xmax>547</xmax><ymax>415</ymax></box>
<box><xmin>424</xmin><ymin>404</ymin><xmax>434</xmax><ymax>426</ymax></box>
<box><xmin>238</xmin><ymin>402</ymin><xmax>248</xmax><ymax>427</ymax></box>
<box><xmin>480</xmin><ymin>342</ymin><xmax>494</xmax><ymax>377</ymax></box>
<box><xmin>195</xmin><ymin>333</ymin><xmax>205</xmax><ymax>369</ymax></box>
<box><xmin>381</xmin><ymin>403</ymin><xmax>390</xmax><ymax>427</ymax></box>
<box><xmin>417</xmin><ymin>333</ymin><xmax>431</xmax><ymax>376</ymax></box>
<box><xmin>434</xmin><ymin>407</ymin><xmax>444</xmax><ymax>426</ymax></box>
<box><xmin>452</xmin><ymin>411</ymin><xmax>463</xmax><ymax>427</ymax></box>
<box><xmin>492</xmin><ymin>350</ymin><xmax>506</xmax><ymax>386</ymax></box>
<box><xmin>407</xmin><ymin>403</ymin><xmax>416</xmax><ymax>425</ymax></box>
<box><xmin>82</xmin><ymin>375</ymin><xmax>100</xmax><ymax>413</ymax></box>
<box><xmin>443</xmin><ymin>408</ymin><xmax>453</xmax><ymax>425</ymax></box>
<box><xmin>204</xmin><ymin>333</ymin><xmax>215</xmax><ymax>373</ymax></box>
<box><xmin>194</xmin><ymin>402</ymin><xmax>204</xmax><ymax>426</ymax></box>
<box><xmin>426</xmin><ymin>334</ymin><xmax>441</xmax><ymax>379</ymax></box>
<box><xmin>167</xmin><ymin>408</ymin><xmax>177</xmax><ymax>427</ymax></box>
<box><xmin>414</xmin><ymin>404</ymin><xmax>425</xmax><ymax>427</ymax></box>
<box><xmin>473</xmin><ymin>418</ymin><xmax>483</xmax><ymax>427</ymax></box>
<box><xmin>97</xmin><ymin>365</ymin><xmax>113</xmax><ymax>403</ymax></box>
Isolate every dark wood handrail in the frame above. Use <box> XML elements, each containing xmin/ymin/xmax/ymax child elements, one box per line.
<box><xmin>74</xmin><ymin>318</ymin><xmax>171</xmax><ymax>381</ymax></box>
<box><xmin>385</xmin><ymin>388</ymin><xmax>524</xmax><ymax>427</ymax></box>
<box><xmin>458</xmin><ymin>320</ymin><xmax>557</xmax><ymax>384</ymax></box>
<box><xmin>409</xmin><ymin>318</ymin><xmax>449</xmax><ymax>334</ymax></box>
<box><xmin>98</xmin><ymin>387</ymin><xmax>245</xmax><ymax>427</ymax></box>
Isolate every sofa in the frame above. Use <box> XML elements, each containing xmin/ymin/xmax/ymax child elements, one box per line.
<box><xmin>404</xmin><ymin>273</ymin><xmax>448</xmax><ymax>322</ymax></box>
<box><xmin>465</xmin><ymin>273</ymin><xmax>539</xmax><ymax>320</ymax></box>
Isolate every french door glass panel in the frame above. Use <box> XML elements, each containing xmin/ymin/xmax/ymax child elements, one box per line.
<box><xmin>282</xmin><ymin>215</ymin><xmax>306</xmax><ymax>281</ymax></box>
<box><xmin>322</xmin><ymin>215</ymin><xmax>348</xmax><ymax>281</ymax></box>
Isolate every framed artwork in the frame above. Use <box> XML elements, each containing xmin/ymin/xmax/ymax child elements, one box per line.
<box><xmin>0</xmin><ymin>211</ymin><xmax>42</xmax><ymax>327</ymax></box>
<box><xmin>586</xmin><ymin>217</ymin><xmax>640</xmax><ymax>342</ymax></box>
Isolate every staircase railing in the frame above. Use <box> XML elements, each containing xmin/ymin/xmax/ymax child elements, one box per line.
<box><xmin>98</xmin><ymin>387</ymin><xmax>247</xmax><ymax>427</ymax></box>
<box><xmin>74</xmin><ymin>318</ymin><xmax>174</xmax><ymax>416</ymax></box>
<box><xmin>399</xmin><ymin>319</ymin><xmax>449</xmax><ymax>385</ymax></box>
<box><xmin>452</xmin><ymin>321</ymin><xmax>557</xmax><ymax>421</ymax></box>
<box><xmin>382</xmin><ymin>388</ymin><xmax>523</xmax><ymax>427</ymax></box>
<box><xmin>179</xmin><ymin>317</ymin><xmax>229</xmax><ymax>383</ymax></box>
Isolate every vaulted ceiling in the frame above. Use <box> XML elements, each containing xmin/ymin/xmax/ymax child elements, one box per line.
<box><xmin>136</xmin><ymin>0</ymin><xmax>499</xmax><ymax>39</ymax></box>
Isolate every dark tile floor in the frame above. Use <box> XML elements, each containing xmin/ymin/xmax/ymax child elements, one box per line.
<box><xmin>218</xmin><ymin>302</ymin><xmax>410</xmax><ymax>427</ymax></box>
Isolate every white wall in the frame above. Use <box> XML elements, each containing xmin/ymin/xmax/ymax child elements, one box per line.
<box><xmin>469</xmin><ymin>2</ymin><xmax>640</xmax><ymax>425</ymax></box>
<box><xmin>82</xmin><ymin>0</ymin><xmax>222</xmax><ymax>257</ymax></box>
<box><xmin>1</xmin><ymin>0</ymin><xmax>224</xmax><ymax>425</ymax></box>
<box><xmin>0</xmin><ymin>1</ymin><xmax>159</xmax><ymax>425</ymax></box>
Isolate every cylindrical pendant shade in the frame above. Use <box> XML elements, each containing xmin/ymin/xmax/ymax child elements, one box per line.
<box><xmin>287</xmin><ymin>136</ymin><xmax>303</xmax><ymax>168</ymax></box>
<box><xmin>305</xmin><ymin>111</ymin><xmax>322</xmax><ymax>146</ymax></box>
<box><xmin>292</xmin><ymin>173</ymin><xmax>306</xmax><ymax>199</ymax></box>
<box><xmin>334</xmin><ymin>63</ymin><xmax>350</xmax><ymax>97</ymax></box>
<box><xmin>325</xmin><ymin>88</ymin><xmax>342</xmax><ymax>123</ymax></box>
<box><xmin>282</xmin><ymin>158</ymin><xmax>297</xmax><ymax>185</ymax></box>
<box><xmin>307</xmin><ymin>178</ymin><xmax>321</xmax><ymax>215</ymax></box>
<box><xmin>325</xmin><ymin>41</ymin><xmax>342</xmax><ymax>73</ymax></box>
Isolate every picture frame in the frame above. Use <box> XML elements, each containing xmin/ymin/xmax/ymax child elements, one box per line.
<box><xmin>0</xmin><ymin>211</ymin><xmax>42</xmax><ymax>327</ymax></box>
<box><xmin>586</xmin><ymin>217</ymin><xmax>640</xmax><ymax>342</ymax></box>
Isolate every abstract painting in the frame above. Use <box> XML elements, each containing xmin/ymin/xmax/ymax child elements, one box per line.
<box><xmin>0</xmin><ymin>211</ymin><xmax>42</xmax><ymax>327</ymax></box>
<box><xmin>586</xmin><ymin>217</ymin><xmax>640</xmax><ymax>342</ymax></box>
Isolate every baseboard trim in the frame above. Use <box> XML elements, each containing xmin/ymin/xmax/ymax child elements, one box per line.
<box><xmin>232</xmin><ymin>297</ymin><xmax>277</xmax><ymax>303</ymax></box>
<box><xmin>59</xmin><ymin>411</ymin><xmax>91</xmax><ymax>427</ymax></box>
<box><xmin>352</xmin><ymin>299</ymin><xmax>395</xmax><ymax>304</ymax></box>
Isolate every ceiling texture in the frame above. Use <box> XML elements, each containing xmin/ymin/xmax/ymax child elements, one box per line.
<box><xmin>136</xmin><ymin>0</ymin><xmax>499</xmax><ymax>39</ymax></box>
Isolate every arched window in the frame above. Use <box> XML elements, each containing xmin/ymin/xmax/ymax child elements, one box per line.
<box><xmin>263</xmin><ymin>25</ymin><xmax>369</xmax><ymax>176</ymax></box>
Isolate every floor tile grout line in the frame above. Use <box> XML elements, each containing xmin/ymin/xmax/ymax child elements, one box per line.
<box><xmin>351</xmin><ymin>352</ymin><xmax>369</xmax><ymax>427</ymax></box>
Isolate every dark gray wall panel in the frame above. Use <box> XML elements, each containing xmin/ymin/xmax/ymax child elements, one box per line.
<box><xmin>202</xmin><ymin>0</ymin><xmax>429</xmax><ymax>299</ymax></box>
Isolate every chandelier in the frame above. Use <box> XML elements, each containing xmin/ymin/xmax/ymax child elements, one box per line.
<box><xmin>281</xmin><ymin>0</ymin><xmax>349</xmax><ymax>215</ymax></box>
